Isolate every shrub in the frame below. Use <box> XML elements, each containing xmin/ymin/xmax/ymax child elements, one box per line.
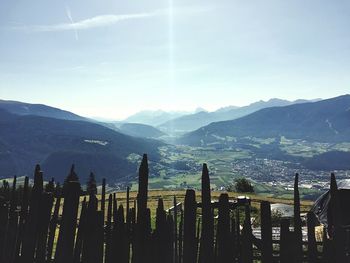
<box><xmin>234</xmin><ymin>178</ymin><xmax>254</xmax><ymax>193</ymax></box>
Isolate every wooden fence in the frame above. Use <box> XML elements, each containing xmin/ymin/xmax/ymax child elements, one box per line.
<box><xmin>0</xmin><ymin>154</ymin><xmax>348</xmax><ymax>263</ymax></box>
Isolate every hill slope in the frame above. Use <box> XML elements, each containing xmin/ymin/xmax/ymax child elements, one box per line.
<box><xmin>0</xmin><ymin>99</ymin><xmax>87</xmax><ymax>121</ymax></box>
<box><xmin>179</xmin><ymin>95</ymin><xmax>350</xmax><ymax>146</ymax></box>
<box><xmin>119</xmin><ymin>123</ymin><xmax>166</xmax><ymax>138</ymax></box>
<box><xmin>159</xmin><ymin>98</ymin><xmax>315</xmax><ymax>134</ymax></box>
<box><xmin>303</xmin><ymin>151</ymin><xmax>350</xmax><ymax>171</ymax></box>
<box><xmin>0</xmin><ymin>110</ymin><xmax>162</xmax><ymax>182</ymax></box>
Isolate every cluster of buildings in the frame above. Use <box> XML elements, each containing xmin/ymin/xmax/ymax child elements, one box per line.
<box><xmin>232</xmin><ymin>158</ymin><xmax>350</xmax><ymax>191</ymax></box>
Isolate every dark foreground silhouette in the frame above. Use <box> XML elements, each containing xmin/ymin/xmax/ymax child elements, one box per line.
<box><xmin>0</xmin><ymin>154</ymin><xmax>348</xmax><ymax>263</ymax></box>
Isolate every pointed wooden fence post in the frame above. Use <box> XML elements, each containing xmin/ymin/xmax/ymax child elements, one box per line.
<box><xmin>35</xmin><ymin>192</ymin><xmax>54</xmax><ymax>263</ymax></box>
<box><xmin>130</xmin><ymin>205</ymin><xmax>136</xmax><ymax>263</ymax></box>
<box><xmin>214</xmin><ymin>218</ymin><xmax>218</xmax><ymax>260</ymax></box>
<box><xmin>216</xmin><ymin>193</ymin><xmax>231</xmax><ymax>263</ymax></box>
<box><xmin>166</xmin><ymin>213</ymin><xmax>175</xmax><ymax>263</ymax></box>
<box><xmin>9</xmin><ymin>176</ymin><xmax>17</xmax><ymax>214</ymax></box>
<box><xmin>105</xmin><ymin>194</ymin><xmax>113</xmax><ymax>263</ymax></box>
<box><xmin>112</xmin><ymin>204</ymin><xmax>128</xmax><ymax>263</ymax></box>
<box><xmin>134</xmin><ymin>154</ymin><xmax>149</xmax><ymax>263</ymax></box>
<box><xmin>235</xmin><ymin>208</ymin><xmax>241</xmax><ymax>262</ymax></box>
<box><xmin>230</xmin><ymin>216</ymin><xmax>237</xmax><ymax>260</ymax></box>
<box><xmin>101</xmin><ymin>178</ymin><xmax>106</xmax><ymax>216</ymax></box>
<box><xmin>241</xmin><ymin>203</ymin><xmax>253</xmax><ymax>263</ymax></box>
<box><xmin>82</xmin><ymin>193</ymin><xmax>96</xmax><ymax>262</ymax></box>
<box><xmin>154</xmin><ymin>198</ymin><xmax>167</xmax><ymax>263</ymax></box>
<box><xmin>137</xmin><ymin>154</ymin><xmax>149</xmax><ymax>221</ymax></box>
<box><xmin>0</xmin><ymin>195</ymin><xmax>8</xmax><ymax>260</ymax></box>
<box><xmin>82</xmin><ymin>193</ymin><xmax>103</xmax><ymax>263</ymax></box>
<box><xmin>260</xmin><ymin>201</ymin><xmax>273</xmax><ymax>263</ymax></box>
<box><xmin>113</xmin><ymin>193</ymin><xmax>118</xmax><ymax>227</ymax></box>
<box><xmin>125</xmin><ymin>187</ymin><xmax>132</xmax><ymax>261</ymax></box>
<box><xmin>178</xmin><ymin>210</ymin><xmax>184</xmax><ymax>263</ymax></box>
<box><xmin>126</xmin><ymin>186</ymin><xmax>131</xmax><ymax>233</ymax></box>
<box><xmin>14</xmin><ymin>176</ymin><xmax>29</xmax><ymax>261</ymax></box>
<box><xmin>46</xmin><ymin>195</ymin><xmax>61</xmax><ymax>262</ymax></box>
<box><xmin>199</xmin><ymin>164</ymin><xmax>214</xmax><ymax>263</ymax></box>
<box><xmin>173</xmin><ymin>196</ymin><xmax>178</xmax><ymax>263</ymax></box>
<box><xmin>2</xmin><ymin>176</ymin><xmax>18</xmax><ymax>263</ymax></box>
<box><xmin>144</xmin><ymin>208</ymin><xmax>153</xmax><ymax>263</ymax></box>
<box><xmin>0</xmin><ymin>196</ymin><xmax>8</xmax><ymax>261</ymax></box>
<box><xmin>329</xmin><ymin>173</ymin><xmax>346</xmax><ymax>262</ymax></box>
<box><xmin>183</xmin><ymin>189</ymin><xmax>197</xmax><ymax>263</ymax></box>
<box><xmin>96</xmin><ymin>211</ymin><xmax>104</xmax><ymax>263</ymax></box>
<box><xmin>21</xmin><ymin>166</ymin><xmax>43</xmax><ymax>263</ymax></box>
<box><xmin>121</xmin><ymin>204</ymin><xmax>130</xmax><ymax>263</ymax></box>
<box><xmin>293</xmin><ymin>173</ymin><xmax>303</xmax><ymax>263</ymax></box>
<box><xmin>73</xmin><ymin>197</ymin><xmax>87</xmax><ymax>263</ymax></box>
<box><xmin>280</xmin><ymin>218</ymin><xmax>293</xmax><ymax>263</ymax></box>
<box><xmin>54</xmin><ymin>166</ymin><xmax>81</xmax><ymax>263</ymax></box>
<box><xmin>307</xmin><ymin>211</ymin><xmax>318</xmax><ymax>263</ymax></box>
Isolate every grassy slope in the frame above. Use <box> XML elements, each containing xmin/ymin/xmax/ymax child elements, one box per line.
<box><xmin>94</xmin><ymin>189</ymin><xmax>313</xmax><ymax>227</ymax></box>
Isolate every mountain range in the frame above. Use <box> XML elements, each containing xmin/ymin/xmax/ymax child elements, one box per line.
<box><xmin>178</xmin><ymin>95</ymin><xmax>350</xmax><ymax>146</ymax></box>
<box><xmin>158</xmin><ymin>98</ymin><xmax>319</xmax><ymax>134</ymax></box>
<box><xmin>2</xmin><ymin>94</ymin><xmax>349</xmax><ymax>183</ymax></box>
<box><xmin>0</xmin><ymin>107</ymin><xmax>162</xmax><ymax>182</ymax></box>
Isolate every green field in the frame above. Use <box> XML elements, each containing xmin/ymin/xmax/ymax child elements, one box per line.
<box><xmin>129</xmin><ymin>145</ymin><xmax>251</xmax><ymax>191</ymax></box>
<box><xmin>127</xmin><ymin>142</ymin><xmax>325</xmax><ymax>200</ymax></box>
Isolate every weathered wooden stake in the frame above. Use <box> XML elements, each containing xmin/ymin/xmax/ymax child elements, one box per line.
<box><xmin>101</xmin><ymin>178</ymin><xmax>106</xmax><ymax>215</ymax></box>
<box><xmin>280</xmin><ymin>218</ymin><xmax>293</xmax><ymax>263</ymax></box>
<box><xmin>21</xmin><ymin>166</ymin><xmax>43</xmax><ymax>263</ymax></box>
<box><xmin>199</xmin><ymin>164</ymin><xmax>214</xmax><ymax>263</ymax></box>
<box><xmin>294</xmin><ymin>173</ymin><xmax>303</xmax><ymax>263</ymax></box>
<box><xmin>183</xmin><ymin>189</ymin><xmax>197</xmax><ymax>263</ymax></box>
<box><xmin>260</xmin><ymin>201</ymin><xmax>273</xmax><ymax>263</ymax></box>
<box><xmin>105</xmin><ymin>194</ymin><xmax>113</xmax><ymax>263</ymax></box>
<box><xmin>54</xmin><ymin>166</ymin><xmax>81</xmax><ymax>263</ymax></box>
<box><xmin>35</xmin><ymin>192</ymin><xmax>54</xmax><ymax>263</ymax></box>
<box><xmin>46</xmin><ymin>195</ymin><xmax>61</xmax><ymax>261</ymax></box>
<box><xmin>73</xmin><ymin>197</ymin><xmax>87</xmax><ymax>263</ymax></box>
<box><xmin>241</xmin><ymin>203</ymin><xmax>253</xmax><ymax>263</ymax></box>
<box><xmin>216</xmin><ymin>193</ymin><xmax>231</xmax><ymax>263</ymax></box>
<box><xmin>307</xmin><ymin>211</ymin><xmax>318</xmax><ymax>263</ymax></box>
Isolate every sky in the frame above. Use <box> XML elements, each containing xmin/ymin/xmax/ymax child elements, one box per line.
<box><xmin>0</xmin><ymin>0</ymin><xmax>349</xmax><ymax>120</ymax></box>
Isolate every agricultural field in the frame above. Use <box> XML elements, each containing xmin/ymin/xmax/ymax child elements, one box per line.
<box><xmin>127</xmin><ymin>141</ymin><xmax>339</xmax><ymax>201</ymax></box>
<box><xmin>129</xmin><ymin>144</ymin><xmax>252</xmax><ymax>190</ymax></box>
<box><xmin>279</xmin><ymin>137</ymin><xmax>350</xmax><ymax>158</ymax></box>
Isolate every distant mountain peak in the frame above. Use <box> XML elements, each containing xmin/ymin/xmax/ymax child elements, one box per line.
<box><xmin>123</xmin><ymin>110</ymin><xmax>190</xmax><ymax>126</ymax></box>
<box><xmin>158</xmin><ymin>97</ymin><xmax>319</xmax><ymax>134</ymax></box>
<box><xmin>178</xmin><ymin>94</ymin><xmax>350</xmax><ymax>146</ymax></box>
<box><xmin>214</xmin><ymin>105</ymin><xmax>239</xmax><ymax>113</ymax></box>
<box><xmin>249</xmin><ymin>98</ymin><xmax>290</xmax><ymax>107</ymax></box>
<box><xmin>194</xmin><ymin>107</ymin><xmax>207</xmax><ymax>113</ymax></box>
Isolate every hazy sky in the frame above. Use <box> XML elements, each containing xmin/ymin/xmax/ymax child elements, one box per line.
<box><xmin>0</xmin><ymin>0</ymin><xmax>349</xmax><ymax>119</ymax></box>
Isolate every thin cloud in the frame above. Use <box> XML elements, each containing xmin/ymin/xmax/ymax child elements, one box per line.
<box><xmin>12</xmin><ymin>11</ymin><xmax>159</xmax><ymax>32</ymax></box>
<box><xmin>9</xmin><ymin>6</ymin><xmax>210</xmax><ymax>33</ymax></box>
